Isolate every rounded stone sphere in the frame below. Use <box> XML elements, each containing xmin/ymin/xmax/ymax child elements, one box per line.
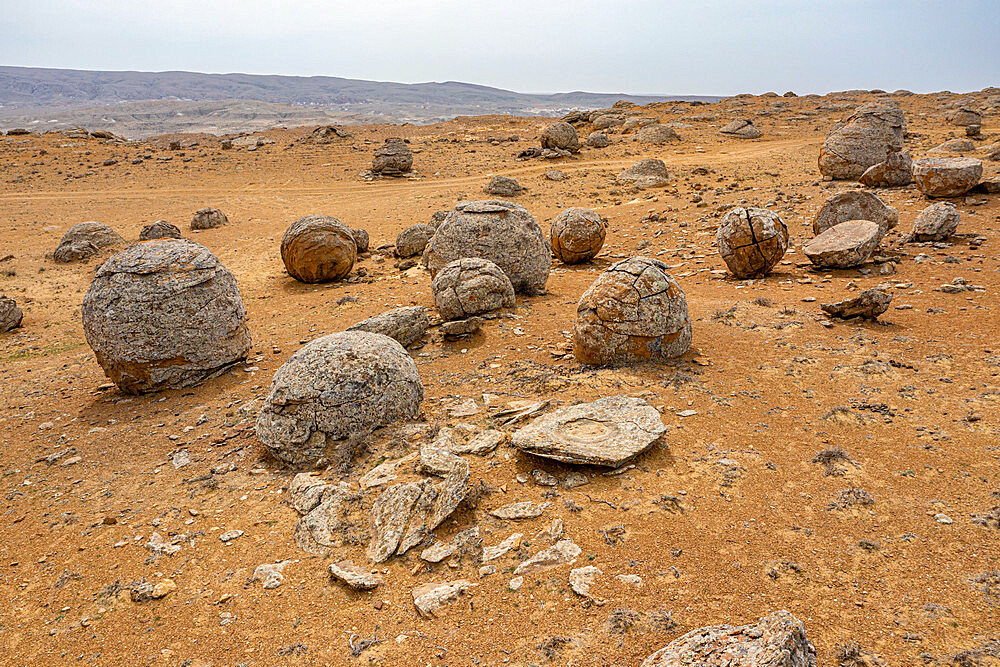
<box><xmin>431</xmin><ymin>257</ymin><xmax>516</xmax><ymax>321</ymax></box>
<box><xmin>395</xmin><ymin>224</ymin><xmax>434</xmax><ymax>258</ymax></box>
<box><xmin>350</xmin><ymin>227</ymin><xmax>370</xmax><ymax>254</ymax></box>
<box><xmin>574</xmin><ymin>256</ymin><xmax>692</xmax><ymax>365</ymax></box>
<box><xmin>540</xmin><ymin>122</ymin><xmax>580</xmax><ymax>152</ymax></box>
<box><xmin>139</xmin><ymin>220</ymin><xmax>182</xmax><ymax>241</ymax></box>
<box><xmin>280</xmin><ymin>215</ymin><xmax>357</xmax><ymax>283</ymax></box>
<box><xmin>812</xmin><ymin>191</ymin><xmax>897</xmax><ymax>237</ymax></box>
<box><xmin>82</xmin><ymin>239</ymin><xmax>251</xmax><ymax>394</ymax></box>
<box><xmin>190</xmin><ymin>208</ymin><xmax>228</xmax><ymax>230</ymax></box>
<box><xmin>550</xmin><ymin>207</ymin><xmax>607</xmax><ymax>264</ymax></box>
<box><xmin>716</xmin><ymin>207</ymin><xmax>789</xmax><ymax>278</ymax></box>
<box><xmin>423</xmin><ymin>200</ymin><xmax>551</xmax><ymax>295</ymax></box>
<box><xmin>255</xmin><ymin>331</ymin><xmax>424</xmax><ymax>467</ymax></box>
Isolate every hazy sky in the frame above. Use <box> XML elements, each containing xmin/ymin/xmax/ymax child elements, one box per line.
<box><xmin>2</xmin><ymin>0</ymin><xmax>998</xmax><ymax>96</ymax></box>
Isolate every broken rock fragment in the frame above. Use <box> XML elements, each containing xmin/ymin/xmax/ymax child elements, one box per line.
<box><xmin>412</xmin><ymin>580</ymin><xmax>477</xmax><ymax>617</ymax></box>
<box><xmin>912</xmin><ymin>157</ymin><xmax>982</xmax><ymax>197</ymax></box>
<box><xmin>821</xmin><ymin>289</ymin><xmax>892</xmax><ymax>320</ymax></box>
<box><xmin>511</xmin><ymin>395</ymin><xmax>665</xmax><ymax>467</ymax></box>
<box><xmin>802</xmin><ymin>221</ymin><xmax>880</xmax><ymax>269</ymax></box>
<box><xmin>329</xmin><ymin>560</ymin><xmax>383</xmax><ymax>590</ymax></box>
<box><xmin>514</xmin><ymin>539</ymin><xmax>581</xmax><ymax>576</ymax></box>
<box><xmin>489</xmin><ymin>501</ymin><xmax>548</xmax><ymax>520</ymax></box>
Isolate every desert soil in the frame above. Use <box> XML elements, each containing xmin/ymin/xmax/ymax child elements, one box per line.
<box><xmin>0</xmin><ymin>91</ymin><xmax>998</xmax><ymax>666</ymax></box>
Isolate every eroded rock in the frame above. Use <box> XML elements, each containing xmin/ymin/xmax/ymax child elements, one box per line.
<box><xmin>716</xmin><ymin>207</ymin><xmax>789</xmax><ymax>278</ymax></box>
<box><xmin>720</xmin><ymin>118</ymin><xmax>762</xmax><ymax>139</ymax></box>
<box><xmin>540</xmin><ymin>122</ymin><xmax>580</xmax><ymax>153</ymax></box>
<box><xmin>0</xmin><ymin>296</ymin><xmax>23</xmax><ymax>333</ymax></box>
<box><xmin>346</xmin><ymin>306</ymin><xmax>429</xmax><ymax>347</ymax></box>
<box><xmin>190</xmin><ymin>208</ymin><xmax>228</xmax><ymax>230</ymax></box>
<box><xmin>819</xmin><ymin>103</ymin><xmax>905</xmax><ymax>180</ymax></box>
<box><xmin>859</xmin><ymin>150</ymin><xmax>913</xmax><ymax>187</ymax></box>
<box><xmin>802</xmin><ymin>221</ymin><xmax>880</xmax><ymax>269</ymax></box>
<box><xmin>638</xmin><ymin>125</ymin><xmax>681</xmax><ymax>144</ymax></box>
<box><xmin>412</xmin><ymin>580</ymin><xmax>477</xmax><ymax>617</ymax></box>
<box><xmin>53</xmin><ymin>222</ymin><xmax>123</xmax><ymax>262</ymax></box>
<box><xmin>821</xmin><ymin>289</ymin><xmax>892</xmax><ymax>320</ymax></box>
<box><xmin>812</xmin><ymin>191</ymin><xmax>897</xmax><ymax>237</ymax></box>
<box><xmin>431</xmin><ymin>258</ymin><xmax>515</xmax><ymax>321</ymax></box>
<box><xmin>513</xmin><ymin>539</ymin><xmax>581</xmax><ymax>576</ymax></box>
<box><xmin>550</xmin><ymin>207</ymin><xmax>607</xmax><ymax>264</ymax></box>
<box><xmin>329</xmin><ymin>560</ymin><xmax>383</xmax><ymax>590</ymax></box>
<box><xmin>139</xmin><ymin>220</ymin><xmax>182</xmax><ymax>241</ymax></box>
<box><xmin>395</xmin><ymin>224</ymin><xmax>434</xmax><ymax>258</ymax></box>
<box><xmin>616</xmin><ymin>159</ymin><xmax>670</xmax><ymax>189</ymax></box>
<box><xmin>372</xmin><ymin>138</ymin><xmax>413</xmax><ymax>175</ymax></box>
<box><xmin>912</xmin><ymin>157</ymin><xmax>982</xmax><ymax>197</ymax></box>
<box><xmin>280</xmin><ymin>215</ymin><xmax>357</xmax><ymax>283</ymax></box>
<box><xmin>912</xmin><ymin>202</ymin><xmax>960</xmax><ymax>241</ymax></box>
<box><xmin>484</xmin><ymin>175</ymin><xmax>525</xmax><ymax>197</ymax></box>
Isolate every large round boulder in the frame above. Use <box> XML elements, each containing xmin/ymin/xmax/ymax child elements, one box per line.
<box><xmin>280</xmin><ymin>215</ymin><xmax>357</xmax><ymax>283</ymax></box>
<box><xmin>716</xmin><ymin>207</ymin><xmax>788</xmax><ymax>278</ymax></box>
<box><xmin>912</xmin><ymin>202</ymin><xmax>960</xmax><ymax>241</ymax></box>
<box><xmin>139</xmin><ymin>220</ymin><xmax>182</xmax><ymax>241</ymax></box>
<box><xmin>53</xmin><ymin>222</ymin><xmax>123</xmax><ymax>263</ymax></box>
<box><xmin>0</xmin><ymin>296</ymin><xmax>23</xmax><ymax>333</ymax></box>
<box><xmin>540</xmin><ymin>122</ymin><xmax>580</xmax><ymax>152</ymax></box>
<box><xmin>819</xmin><ymin>103</ymin><xmax>906</xmax><ymax>179</ymax></box>
<box><xmin>255</xmin><ymin>331</ymin><xmax>424</xmax><ymax>467</ymax></box>
<box><xmin>574</xmin><ymin>257</ymin><xmax>692</xmax><ymax>365</ymax></box>
<box><xmin>431</xmin><ymin>257</ymin><xmax>515</xmax><ymax>321</ymax></box>
<box><xmin>190</xmin><ymin>208</ymin><xmax>228</xmax><ymax>230</ymax></box>
<box><xmin>395</xmin><ymin>224</ymin><xmax>434</xmax><ymax>258</ymax></box>
<box><xmin>372</xmin><ymin>138</ymin><xmax>413</xmax><ymax>175</ymax></box>
<box><xmin>812</xmin><ymin>191</ymin><xmax>898</xmax><ymax>237</ymax></box>
<box><xmin>423</xmin><ymin>200</ymin><xmax>551</xmax><ymax>295</ymax></box>
<box><xmin>82</xmin><ymin>239</ymin><xmax>251</xmax><ymax>394</ymax></box>
<box><xmin>912</xmin><ymin>157</ymin><xmax>982</xmax><ymax>197</ymax></box>
<box><xmin>550</xmin><ymin>207</ymin><xmax>607</xmax><ymax>264</ymax></box>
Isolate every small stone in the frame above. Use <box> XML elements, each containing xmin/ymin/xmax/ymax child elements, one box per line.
<box><xmin>820</xmin><ymin>289</ymin><xmax>892</xmax><ymax>320</ymax></box>
<box><xmin>482</xmin><ymin>533</ymin><xmax>523</xmax><ymax>562</ymax></box>
<box><xmin>489</xmin><ymin>501</ymin><xmax>547</xmax><ymax>520</ymax></box>
<box><xmin>934</xmin><ymin>513</ymin><xmax>953</xmax><ymax>525</ymax></box>
<box><xmin>450</xmin><ymin>429</ymin><xmax>504</xmax><ymax>455</ymax></box>
<box><xmin>440</xmin><ymin>316</ymin><xmax>483</xmax><ymax>338</ymax></box>
<box><xmin>616</xmin><ymin>574</ymin><xmax>643</xmax><ymax>587</ymax></box>
<box><xmin>509</xmin><ymin>576</ymin><xmax>524</xmax><ymax>590</ymax></box>
<box><xmin>219</xmin><ymin>529</ymin><xmax>244</xmax><ymax>542</ymax></box>
<box><xmin>514</xmin><ymin>539</ymin><xmax>581</xmax><ymax>576</ymax></box>
<box><xmin>719</xmin><ymin>118</ymin><xmax>762</xmax><ymax>139</ymax></box>
<box><xmin>545</xmin><ymin>169</ymin><xmax>566</xmax><ymax>181</ymax></box>
<box><xmin>412</xmin><ymin>580</ymin><xmax>477</xmax><ymax>617</ymax></box>
<box><xmin>171</xmin><ymin>450</ymin><xmax>190</xmax><ymax>469</ymax></box>
<box><xmin>151</xmin><ymin>578</ymin><xmax>176</xmax><ymax>599</ymax></box>
<box><xmin>329</xmin><ymin>559</ymin><xmax>383</xmax><ymax>590</ymax></box>
<box><xmin>251</xmin><ymin>560</ymin><xmax>291</xmax><ymax>589</ymax></box>
<box><xmin>570</xmin><ymin>565</ymin><xmax>602</xmax><ymax>597</ymax></box>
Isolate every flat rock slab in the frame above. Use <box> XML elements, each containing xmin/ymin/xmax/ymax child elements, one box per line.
<box><xmin>511</xmin><ymin>395</ymin><xmax>666</xmax><ymax>466</ymax></box>
<box><xmin>802</xmin><ymin>221</ymin><xmax>880</xmax><ymax>269</ymax></box>
<box><xmin>821</xmin><ymin>289</ymin><xmax>892</xmax><ymax>320</ymax></box>
<box><xmin>641</xmin><ymin>610</ymin><xmax>816</xmax><ymax>667</ymax></box>
<box><xmin>412</xmin><ymin>580</ymin><xmax>477</xmax><ymax>617</ymax></box>
<box><xmin>329</xmin><ymin>560</ymin><xmax>383</xmax><ymax>590</ymax></box>
<box><xmin>514</xmin><ymin>539</ymin><xmax>581</xmax><ymax>576</ymax></box>
<box><xmin>912</xmin><ymin>157</ymin><xmax>982</xmax><ymax>197</ymax></box>
<box><xmin>489</xmin><ymin>501</ymin><xmax>548</xmax><ymax>520</ymax></box>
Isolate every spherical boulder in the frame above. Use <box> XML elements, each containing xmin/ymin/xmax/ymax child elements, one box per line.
<box><xmin>540</xmin><ymin>122</ymin><xmax>580</xmax><ymax>152</ymax></box>
<box><xmin>586</xmin><ymin>132</ymin><xmax>609</xmax><ymax>148</ymax></box>
<box><xmin>550</xmin><ymin>207</ymin><xmax>607</xmax><ymax>264</ymax></box>
<box><xmin>574</xmin><ymin>257</ymin><xmax>692</xmax><ymax>365</ymax></box>
<box><xmin>912</xmin><ymin>158</ymin><xmax>982</xmax><ymax>197</ymax></box>
<box><xmin>53</xmin><ymin>222</ymin><xmax>123</xmax><ymax>262</ymax></box>
<box><xmin>431</xmin><ymin>258</ymin><xmax>515</xmax><ymax>321</ymax></box>
<box><xmin>82</xmin><ymin>239</ymin><xmax>251</xmax><ymax>394</ymax></box>
<box><xmin>372</xmin><ymin>138</ymin><xmax>413</xmax><ymax>175</ymax></box>
<box><xmin>912</xmin><ymin>202</ymin><xmax>960</xmax><ymax>241</ymax></box>
<box><xmin>139</xmin><ymin>220</ymin><xmax>182</xmax><ymax>241</ymax></box>
<box><xmin>350</xmin><ymin>228</ymin><xmax>370</xmax><ymax>254</ymax></box>
<box><xmin>484</xmin><ymin>175</ymin><xmax>525</xmax><ymax>197</ymax></box>
<box><xmin>255</xmin><ymin>331</ymin><xmax>424</xmax><ymax>467</ymax></box>
<box><xmin>280</xmin><ymin>215</ymin><xmax>357</xmax><ymax>283</ymax></box>
<box><xmin>190</xmin><ymin>208</ymin><xmax>228</xmax><ymax>230</ymax></box>
<box><xmin>395</xmin><ymin>224</ymin><xmax>434</xmax><ymax>258</ymax></box>
<box><xmin>716</xmin><ymin>207</ymin><xmax>788</xmax><ymax>278</ymax></box>
<box><xmin>0</xmin><ymin>296</ymin><xmax>23</xmax><ymax>333</ymax></box>
<box><xmin>423</xmin><ymin>200</ymin><xmax>551</xmax><ymax>295</ymax></box>
<box><xmin>812</xmin><ymin>191</ymin><xmax>898</xmax><ymax>237</ymax></box>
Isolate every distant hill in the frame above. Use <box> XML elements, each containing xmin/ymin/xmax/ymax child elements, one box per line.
<box><xmin>0</xmin><ymin>66</ymin><xmax>721</xmax><ymax>138</ymax></box>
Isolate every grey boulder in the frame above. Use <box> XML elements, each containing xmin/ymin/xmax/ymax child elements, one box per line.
<box><xmin>395</xmin><ymin>224</ymin><xmax>434</xmax><ymax>258</ymax></box>
<box><xmin>859</xmin><ymin>150</ymin><xmax>913</xmax><ymax>187</ymax></box>
<box><xmin>720</xmin><ymin>118</ymin><xmax>762</xmax><ymax>139</ymax></box>
<box><xmin>821</xmin><ymin>289</ymin><xmax>892</xmax><ymax>320</ymax></box>
<box><xmin>540</xmin><ymin>122</ymin><xmax>580</xmax><ymax>152</ymax></box>
<box><xmin>912</xmin><ymin>202</ymin><xmax>960</xmax><ymax>241</ymax></box>
<box><xmin>812</xmin><ymin>191</ymin><xmax>897</xmax><ymax>237</ymax></box>
<box><xmin>346</xmin><ymin>306</ymin><xmax>430</xmax><ymax>347</ymax></box>
<box><xmin>616</xmin><ymin>159</ymin><xmax>671</xmax><ymax>189</ymax></box>
<box><xmin>372</xmin><ymin>138</ymin><xmax>413</xmax><ymax>175</ymax></box>
<box><xmin>819</xmin><ymin>103</ymin><xmax>906</xmax><ymax>179</ymax></box>
<box><xmin>53</xmin><ymin>222</ymin><xmax>123</xmax><ymax>262</ymax></box>
<box><xmin>431</xmin><ymin>257</ymin><xmax>515</xmax><ymax>321</ymax></box>
<box><xmin>912</xmin><ymin>157</ymin><xmax>982</xmax><ymax>197</ymax></box>
<box><xmin>802</xmin><ymin>221</ymin><xmax>880</xmax><ymax>269</ymax></box>
<box><xmin>190</xmin><ymin>208</ymin><xmax>228</xmax><ymax>230</ymax></box>
<box><xmin>484</xmin><ymin>175</ymin><xmax>525</xmax><ymax>197</ymax></box>
<box><xmin>139</xmin><ymin>221</ymin><xmax>182</xmax><ymax>241</ymax></box>
<box><xmin>0</xmin><ymin>296</ymin><xmax>23</xmax><ymax>332</ymax></box>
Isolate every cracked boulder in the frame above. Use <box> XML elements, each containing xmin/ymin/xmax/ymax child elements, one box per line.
<box><xmin>540</xmin><ymin>121</ymin><xmax>580</xmax><ymax>152</ymax></box>
<box><xmin>82</xmin><ymin>238</ymin><xmax>251</xmax><ymax>394</ymax></box>
<box><xmin>139</xmin><ymin>220</ymin><xmax>182</xmax><ymax>241</ymax></box>
<box><xmin>912</xmin><ymin>202</ymin><xmax>960</xmax><ymax>241</ymax></box>
<box><xmin>280</xmin><ymin>214</ymin><xmax>357</xmax><ymax>283</ymax></box>
<box><xmin>395</xmin><ymin>223</ymin><xmax>434</xmax><ymax>258</ymax></box>
<box><xmin>574</xmin><ymin>256</ymin><xmax>692</xmax><ymax>365</ymax></box>
<box><xmin>641</xmin><ymin>610</ymin><xmax>816</xmax><ymax>667</ymax></box>
<box><xmin>802</xmin><ymin>221</ymin><xmax>880</xmax><ymax>269</ymax></box>
<box><xmin>190</xmin><ymin>207</ymin><xmax>228</xmax><ymax>230</ymax></box>
<box><xmin>512</xmin><ymin>395</ymin><xmax>666</xmax><ymax>466</ymax></box>
<box><xmin>812</xmin><ymin>191</ymin><xmax>897</xmax><ymax>238</ymax></box>
<box><xmin>719</xmin><ymin>118</ymin><xmax>762</xmax><ymax>139</ymax></box>
<box><xmin>53</xmin><ymin>221</ymin><xmax>123</xmax><ymax>263</ymax></box>
<box><xmin>821</xmin><ymin>289</ymin><xmax>892</xmax><ymax>320</ymax></box>
<box><xmin>819</xmin><ymin>103</ymin><xmax>906</xmax><ymax>180</ymax></box>
<box><xmin>616</xmin><ymin>159</ymin><xmax>671</xmax><ymax>189</ymax></box>
<box><xmin>371</xmin><ymin>137</ymin><xmax>412</xmax><ymax>175</ymax></box>
<box><xmin>423</xmin><ymin>200</ymin><xmax>550</xmax><ymax>295</ymax></box>
<box><xmin>346</xmin><ymin>306</ymin><xmax>429</xmax><ymax>347</ymax></box>
<box><xmin>716</xmin><ymin>207</ymin><xmax>788</xmax><ymax>278</ymax></box>
<box><xmin>256</xmin><ymin>331</ymin><xmax>423</xmax><ymax>467</ymax></box>
<box><xmin>550</xmin><ymin>207</ymin><xmax>607</xmax><ymax>264</ymax></box>
<box><xmin>912</xmin><ymin>157</ymin><xmax>982</xmax><ymax>197</ymax></box>
<box><xmin>0</xmin><ymin>296</ymin><xmax>23</xmax><ymax>333</ymax></box>
<box><xmin>859</xmin><ymin>150</ymin><xmax>913</xmax><ymax>187</ymax></box>
<box><xmin>431</xmin><ymin>257</ymin><xmax>515</xmax><ymax>321</ymax></box>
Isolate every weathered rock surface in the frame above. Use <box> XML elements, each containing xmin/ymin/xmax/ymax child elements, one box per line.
<box><xmin>190</xmin><ymin>207</ymin><xmax>228</xmax><ymax>230</ymax></box>
<box><xmin>586</xmin><ymin>132</ymin><xmax>609</xmax><ymax>148</ymax></box>
<box><xmin>574</xmin><ymin>256</ymin><xmax>692</xmax><ymax>365</ymax></box>
<box><xmin>802</xmin><ymin>221</ymin><xmax>880</xmax><ymax>269</ymax></box>
<box><xmin>431</xmin><ymin>257</ymin><xmax>515</xmax><ymax>321</ymax></box>
<box><xmin>947</xmin><ymin>107</ymin><xmax>982</xmax><ymax>126</ymax></box>
<box><xmin>540</xmin><ymin>122</ymin><xmax>580</xmax><ymax>152</ymax></box>
<box><xmin>720</xmin><ymin>118</ymin><xmax>762</xmax><ymax>139</ymax></box>
<box><xmin>440</xmin><ymin>316</ymin><xmax>483</xmax><ymax>338</ymax></box>
<box><xmin>482</xmin><ymin>533</ymin><xmax>523</xmax><ymax>562</ymax></box>
<box><xmin>420</xmin><ymin>527</ymin><xmax>480</xmax><ymax>563</ymax></box>
<box><xmin>716</xmin><ymin>207</ymin><xmax>788</xmax><ymax>278</ymax></box>
<box><xmin>821</xmin><ymin>288</ymin><xmax>892</xmax><ymax>320</ymax></box>
<box><xmin>139</xmin><ymin>220</ymin><xmax>181</xmax><ymax>241</ymax></box>
<box><xmin>912</xmin><ymin>201</ymin><xmax>960</xmax><ymax>241</ymax></box>
<box><xmin>616</xmin><ymin>159</ymin><xmax>671</xmax><ymax>189</ymax></box>
<box><xmin>329</xmin><ymin>560</ymin><xmax>383</xmax><ymax>590</ymax></box>
<box><xmin>592</xmin><ymin>114</ymin><xmax>625</xmax><ymax>130</ymax></box>
<box><xmin>280</xmin><ymin>215</ymin><xmax>357</xmax><ymax>283</ymax></box>
<box><xmin>256</xmin><ymin>331</ymin><xmax>423</xmax><ymax>467</ymax></box>
<box><xmin>513</xmin><ymin>539</ymin><xmax>581</xmax><ymax>576</ymax></box>
<box><xmin>929</xmin><ymin>138</ymin><xmax>975</xmax><ymax>154</ymax></box>
<box><xmin>641</xmin><ymin>610</ymin><xmax>816</xmax><ymax>667</ymax></box>
<box><xmin>395</xmin><ymin>224</ymin><xmax>434</xmax><ymax>258</ymax></box>
<box><xmin>0</xmin><ymin>296</ymin><xmax>23</xmax><ymax>333</ymax></box>
<box><xmin>53</xmin><ymin>221</ymin><xmax>123</xmax><ymax>262</ymax></box>
<box><xmin>412</xmin><ymin>580</ymin><xmax>477</xmax><ymax>617</ymax></box>
<box><xmin>346</xmin><ymin>306</ymin><xmax>429</xmax><ymax>347</ymax></box>
<box><xmin>490</xmin><ymin>501</ymin><xmax>547</xmax><ymax>520</ymax></box>
<box><xmin>570</xmin><ymin>565</ymin><xmax>603</xmax><ymax>598</ymax></box>
<box><xmin>812</xmin><ymin>191</ymin><xmax>898</xmax><ymax>237</ymax></box>
<box><xmin>638</xmin><ymin>124</ymin><xmax>681</xmax><ymax>144</ymax></box>
<box><xmin>350</xmin><ymin>228</ymin><xmax>370</xmax><ymax>253</ymax></box>
<box><xmin>912</xmin><ymin>157</ymin><xmax>982</xmax><ymax>197</ymax></box>
<box><xmin>423</xmin><ymin>200</ymin><xmax>550</xmax><ymax>295</ymax></box>
<box><xmin>484</xmin><ymin>175</ymin><xmax>525</xmax><ymax>197</ymax></box>
<box><xmin>371</xmin><ymin>137</ymin><xmax>412</xmax><ymax>175</ymax></box>
<box><xmin>512</xmin><ymin>395</ymin><xmax>666</xmax><ymax>466</ymax></box>
<box><xmin>550</xmin><ymin>207</ymin><xmax>607</xmax><ymax>264</ymax></box>
<box><xmin>623</xmin><ymin>116</ymin><xmax>658</xmax><ymax>132</ymax></box>
<box><xmin>82</xmin><ymin>239</ymin><xmax>251</xmax><ymax>394</ymax></box>
<box><xmin>859</xmin><ymin>150</ymin><xmax>913</xmax><ymax>187</ymax></box>
<box><xmin>819</xmin><ymin>103</ymin><xmax>906</xmax><ymax>179</ymax></box>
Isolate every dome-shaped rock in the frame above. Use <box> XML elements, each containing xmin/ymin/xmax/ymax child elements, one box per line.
<box><xmin>139</xmin><ymin>221</ymin><xmax>182</xmax><ymax>241</ymax></box>
<box><xmin>819</xmin><ymin>103</ymin><xmax>906</xmax><ymax>179</ymax></box>
<box><xmin>190</xmin><ymin>208</ymin><xmax>228</xmax><ymax>230</ymax></box>
<box><xmin>280</xmin><ymin>215</ymin><xmax>357</xmax><ymax>283</ymax></box>
<box><xmin>812</xmin><ymin>191</ymin><xmax>898</xmax><ymax>237</ymax></box>
<box><xmin>550</xmin><ymin>207</ymin><xmax>607</xmax><ymax>264</ymax></box>
<box><xmin>912</xmin><ymin>202</ymin><xmax>960</xmax><ymax>241</ymax></box>
<box><xmin>350</xmin><ymin>228</ymin><xmax>370</xmax><ymax>254</ymax></box>
<box><xmin>716</xmin><ymin>207</ymin><xmax>788</xmax><ymax>278</ymax></box>
<box><xmin>616</xmin><ymin>159</ymin><xmax>670</xmax><ymax>189</ymax></box>
<box><xmin>574</xmin><ymin>257</ymin><xmax>692</xmax><ymax>365</ymax></box>
<box><xmin>255</xmin><ymin>331</ymin><xmax>424</xmax><ymax>467</ymax></box>
<box><xmin>484</xmin><ymin>175</ymin><xmax>525</xmax><ymax>197</ymax></box>
<box><xmin>586</xmin><ymin>132</ymin><xmax>609</xmax><ymax>148</ymax></box>
<box><xmin>395</xmin><ymin>224</ymin><xmax>434</xmax><ymax>258</ymax></box>
<box><xmin>540</xmin><ymin>122</ymin><xmax>580</xmax><ymax>152</ymax></box>
<box><xmin>53</xmin><ymin>222</ymin><xmax>123</xmax><ymax>262</ymax></box>
<box><xmin>431</xmin><ymin>258</ymin><xmax>515</xmax><ymax>321</ymax></box>
<box><xmin>82</xmin><ymin>239</ymin><xmax>251</xmax><ymax>393</ymax></box>
<box><xmin>372</xmin><ymin>137</ymin><xmax>413</xmax><ymax>175</ymax></box>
